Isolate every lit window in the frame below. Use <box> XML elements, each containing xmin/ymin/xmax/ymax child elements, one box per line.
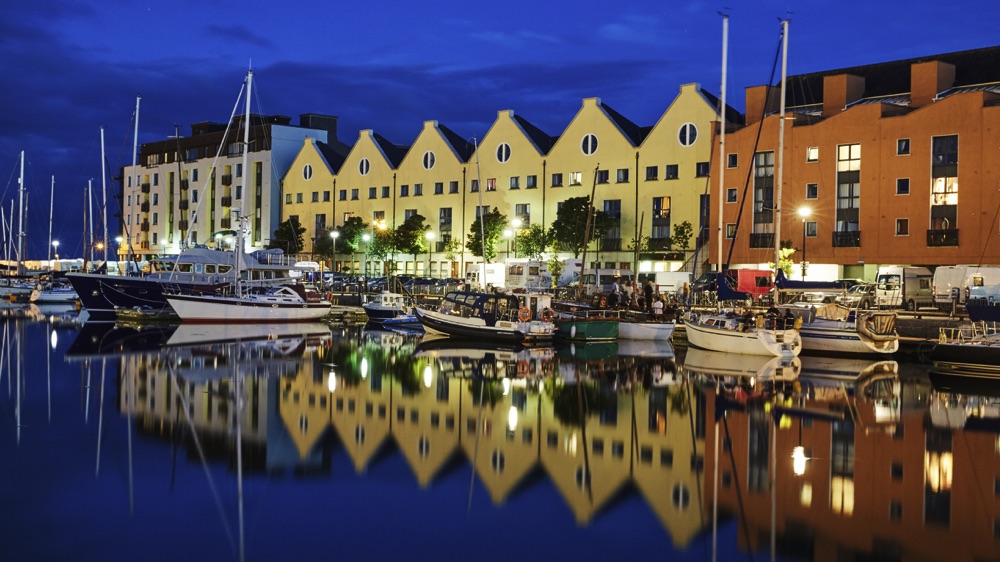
<box><xmin>806</xmin><ymin>146</ymin><xmax>819</xmax><ymax>162</ymax></box>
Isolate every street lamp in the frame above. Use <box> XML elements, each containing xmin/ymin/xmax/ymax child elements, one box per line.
<box><xmin>510</xmin><ymin>218</ymin><xmax>522</xmax><ymax>258</ymax></box>
<box><xmin>52</xmin><ymin>240</ymin><xmax>60</xmax><ymax>261</ymax></box>
<box><xmin>425</xmin><ymin>231</ymin><xmax>436</xmax><ymax>277</ymax></box>
<box><xmin>798</xmin><ymin>207</ymin><xmax>812</xmax><ymax>280</ymax></box>
<box><xmin>361</xmin><ymin>232</ymin><xmax>372</xmax><ymax>289</ymax></box>
<box><xmin>330</xmin><ymin>230</ymin><xmax>340</xmax><ymax>274</ymax></box>
<box><xmin>503</xmin><ymin>228</ymin><xmax>514</xmax><ymax>262</ymax></box>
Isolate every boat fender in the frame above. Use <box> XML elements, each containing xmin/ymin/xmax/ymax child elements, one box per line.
<box><xmin>517</xmin><ymin>360</ymin><xmax>529</xmax><ymax>376</ymax></box>
<box><xmin>793</xmin><ymin>317</ymin><xmax>803</xmax><ymax>330</ymax></box>
<box><xmin>540</xmin><ymin>307</ymin><xmax>554</xmax><ymax>322</ymax></box>
<box><xmin>756</xmin><ymin>315</ymin><xmax>764</xmax><ymax>329</ymax></box>
<box><xmin>401</xmin><ymin>304</ymin><xmax>410</xmax><ymax>315</ymax></box>
<box><xmin>326</xmin><ymin>291</ymin><xmax>333</xmax><ymax>302</ymax></box>
<box><xmin>599</xmin><ymin>297</ymin><xmax>607</xmax><ymax>308</ymax></box>
<box><xmin>518</xmin><ymin>306</ymin><xmax>531</xmax><ymax>322</ymax></box>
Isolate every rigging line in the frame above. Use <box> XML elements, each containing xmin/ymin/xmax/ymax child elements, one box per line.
<box><xmin>721</xmin><ymin>413</ymin><xmax>756</xmax><ymax>562</ymax></box>
<box><xmin>977</xmin><ymin>174</ymin><xmax>1000</xmax><ymax>264</ymax></box>
<box><xmin>724</xmin><ymin>25</ymin><xmax>785</xmax><ymax>270</ymax></box>
<box><xmin>684</xmin><ymin>378</ymin><xmax>706</xmax><ymax>523</ymax></box>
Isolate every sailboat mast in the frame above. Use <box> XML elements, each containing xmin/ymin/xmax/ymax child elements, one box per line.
<box><xmin>241</xmin><ymin>71</ymin><xmax>252</xmax><ymax>254</ymax></box>
<box><xmin>575</xmin><ymin>165</ymin><xmax>599</xmax><ymax>303</ymax></box>
<box><xmin>101</xmin><ymin>127</ymin><xmax>109</xmax><ymax>263</ymax></box>
<box><xmin>716</xmin><ymin>13</ymin><xmax>729</xmax><ymax>273</ymax></box>
<box><xmin>16</xmin><ymin>151</ymin><xmax>25</xmax><ymax>276</ymax></box>
<box><xmin>127</xmin><ymin>96</ymin><xmax>140</xmax><ymax>268</ymax></box>
<box><xmin>85</xmin><ymin>181</ymin><xmax>92</xmax><ymax>269</ymax></box>
<box><xmin>48</xmin><ymin>176</ymin><xmax>54</xmax><ymax>262</ymax></box>
<box><xmin>472</xmin><ymin>137</ymin><xmax>486</xmax><ymax>286</ymax></box>
<box><xmin>774</xmin><ymin>20</ymin><xmax>790</xmax><ymax>273</ymax></box>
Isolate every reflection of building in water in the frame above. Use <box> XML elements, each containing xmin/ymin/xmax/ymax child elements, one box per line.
<box><xmin>703</xmin><ymin>373</ymin><xmax>1000</xmax><ymax>562</ymax></box>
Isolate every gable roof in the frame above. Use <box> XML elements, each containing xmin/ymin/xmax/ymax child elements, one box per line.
<box><xmin>372</xmin><ymin>133</ymin><xmax>409</xmax><ymax>168</ymax></box>
<box><xmin>512</xmin><ymin>114</ymin><xmax>557</xmax><ymax>155</ymax></box>
<box><xmin>699</xmin><ymin>88</ymin><xmax>746</xmax><ymax>125</ymax></box>
<box><xmin>315</xmin><ymin>140</ymin><xmax>347</xmax><ymax>174</ymax></box>
<box><xmin>599</xmin><ymin>102</ymin><xmax>647</xmax><ymax>146</ymax></box>
<box><xmin>437</xmin><ymin>123</ymin><xmax>475</xmax><ymax>162</ymax></box>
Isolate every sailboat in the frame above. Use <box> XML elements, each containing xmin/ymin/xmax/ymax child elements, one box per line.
<box><xmin>0</xmin><ymin>151</ymin><xmax>34</xmax><ymax>299</ymax></box>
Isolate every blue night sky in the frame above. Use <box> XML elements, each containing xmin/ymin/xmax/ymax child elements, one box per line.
<box><xmin>1</xmin><ymin>0</ymin><xmax>997</xmax><ymax>259</ymax></box>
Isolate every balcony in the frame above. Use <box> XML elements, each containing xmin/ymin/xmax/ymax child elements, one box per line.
<box><xmin>140</xmin><ymin>183</ymin><xmax>150</xmax><ymax>193</ymax></box>
<box><xmin>749</xmin><ymin>233</ymin><xmax>774</xmax><ymax>248</ymax></box>
<box><xmin>140</xmin><ymin>221</ymin><xmax>150</xmax><ymax>232</ymax></box>
<box><xmin>220</xmin><ymin>218</ymin><xmax>232</xmax><ymax>229</ymax></box>
<box><xmin>648</xmin><ymin>237</ymin><xmax>671</xmax><ymax>251</ymax></box>
<box><xmin>139</xmin><ymin>241</ymin><xmax>149</xmax><ymax>250</ymax></box>
<box><xmin>927</xmin><ymin>228</ymin><xmax>959</xmax><ymax>247</ymax></box>
<box><xmin>178</xmin><ymin>220</ymin><xmax>189</xmax><ymax>230</ymax></box>
<box><xmin>832</xmin><ymin>231</ymin><xmax>861</xmax><ymax>248</ymax></box>
<box><xmin>221</xmin><ymin>196</ymin><xmax>233</xmax><ymax>207</ymax></box>
<box><xmin>140</xmin><ymin>202</ymin><xmax>150</xmax><ymax>213</ymax></box>
<box><xmin>599</xmin><ymin>238</ymin><xmax>622</xmax><ymax>252</ymax></box>
<box><xmin>178</xmin><ymin>200</ymin><xmax>189</xmax><ymax>210</ymax></box>
<box><xmin>221</xmin><ymin>174</ymin><xmax>233</xmax><ymax>186</ymax></box>
<box><xmin>180</xmin><ymin>179</ymin><xmax>189</xmax><ymax>190</ymax></box>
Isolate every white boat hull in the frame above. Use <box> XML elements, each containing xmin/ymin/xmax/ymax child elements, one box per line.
<box><xmin>683</xmin><ymin>347</ymin><xmax>801</xmax><ymax>381</ymax></box>
<box><xmin>798</xmin><ymin>319</ymin><xmax>898</xmax><ymax>355</ymax></box>
<box><xmin>166</xmin><ymin>294</ymin><xmax>331</xmax><ymax>323</ymax></box>
<box><xmin>413</xmin><ymin>307</ymin><xmax>554</xmax><ymax>344</ymax></box>
<box><xmin>684</xmin><ymin>316</ymin><xmax>801</xmax><ymax>357</ymax></box>
<box><xmin>30</xmin><ymin>288</ymin><xmax>79</xmax><ymax>304</ymax></box>
<box><xmin>618</xmin><ymin>320</ymin><xmax>675</xmax><ymax>340</ymax></box>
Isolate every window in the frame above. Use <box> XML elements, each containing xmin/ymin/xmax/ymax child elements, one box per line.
<box><xmin>400</xmin><ymin>184</ymin><xmax>409</xmax><ymax>197</ymax></box>
<box><xmin>373</xmin><ymin>210</ymin><xmax>385</xmax><ymax>222</ymax></box>
<box><xmin>237</xmin><ymin>185</ymin><xmax>243</xmax><ymax>199</ymax></box>
<box><xmin>486</xmin><ymin>178</ymin><xmax>497</xmax><ymax>191</ymax></box>
<box><xmin>806</xmin><ymin>183</ymin><xmax>818</xmax><ymax>199</ymax></box>
<box><xmin>323</xmin><ymin>191</ymin><xmax>330</xmax><ymax>202</ymax></box>
<box><xmin>752</xmin><ymin>151</ymin><xmax>775</xmax><ymax>246</ymax></box>
<box><xmin>152</xmin><ymin>193</ymin><xmax>158</xmax><ymax>205</ymax></box>
<box><xmin>514</xmin><ymin>204</ymin><xmax>530</xmax><ymax>226</ymax></box>
<box><xmin>727</xmin><ymin>153</ymin><xmax>738</xmax><ymax>168</ymax></box>
<box><xmin>896</xmin><ymin>138</ymin><xmax>910</xmax><ymax>156</ymax></box>
<box><xmin>835</xmin><ymin>143</ymin><xmax>861</xmax><ymax>235</ymax></box>
<box><xmin>695</xmin><ymin>162</ymin><xmax>710</xmax><ymax>177</ymax></box>
<box><xmin>449</xmin><ymin>181</ymin><xmax>458</xmax><ymax>193</ymax></box>
<box><xmin>596</xmin><ymin>170</ymin><xmax>609</xmax><ymax>184</ymax></box>
<box><xmin>439</xmin><ymin>207</ymin><xmax>452</xmax><ymax>231</ymax></box>
<box><xmin>726</xmin><ymin>188</ymin><xmax>737</xmax><ymax>203</ymax></box>
<box><xmin>509</xmin><ymin>176</ymin><xmax>520</xmax><ymax>189</ymax></box>
<box><xmin>569</xmin><ymin>172</ymin><xmax>582</xmax><ymax>186</ymax></box>
<box><xmin>192</xmin><ymin>169</ymin><xmax>199</xmax><ymax>182</ymax></box>
<box><xmin>152</xmin><ymin>173</ymin><xmax>159</xmax><ymax>186</ymax></box>
<box><xmin>152</xmin><ymin>212</ymin><xmax>158</xmax><ymax>225</ymax></box>
<box><xmin>422</xmin><ymin>151</ymin><xmax>435</xmax><ymax>170</ymax></box>
<box><xmin>725</xmin><ymin>224</ymin><xmax>736</xmax><ymax>238</ymax></box>
<box><xmin>413</xmin><ymin>183</ymin><xmax>423</xmax><ymax>196</ymax></box>
<box><xmin>152</xmin><ymin>232</ymin><xmax>158</xmax><ymax>245</ymax></box>
<box><xmin>678</xmin><ymin>123</ymin><xmax>698</xmax><ymax>146</ymax></box>
<box><xmin>359</xmin><ymin>158</ymin><xmax>370</xmax><ymax>175</ymax></box>
<box><xmin>296</xmin><ymin>193</ymin><xmax>304</xmax><ymax>203</ymax></box>
<box><xmin>351</xmin><ymin>189</ymin><xmax>359</xmax><ymax>200</ymax></box>
<box><xmin>806</xmin><ymin>221</ymin><xmax>817</xmax><ymax>237</ymax></box>
<box><xmin>806</xmin><ymin>146</ymin><xmax>819</xmax><ymax>162</ymax></box>
<box><xmin>496</xmin><ymin>143</ymin><xmax>511</xmax><ymax>163</ymax></box>
<box><xmin>896</xmin><ymin>218</ymin><xmax>909</xmax><ymax>236</ymax></box>
<box><xmin>616</xmin><ymin>168</ymin><xmax>629</xmax><ymax>183</ymax></box>
<box><xmin>896</xmin><ymin>178</ymin><xmax>910</xmax><ymax>195</ymax></box>
<box><xmin>645</xmin><ymin>166</ymin><xmax>658</xmax><ymax>180</ymax></box>
<box><xmin>285</xmin><ymin>194</ymin><xmax>292</xmax><ymax>204</ymax></box>
<box><xmin>581</xmin><ymin>134</ymin><xmax>598</xmax><ymax>155</ymax></box>
<box><xmin>404</xmin><ymin>209</ymin><xmax>417</xmax><ymax>220</ymax></box>
<box><xmin>665</xmin><ymin>165</ymin><xmax>679</xmax><ymax>179</ymax></box>
<box><xmin>369</xmin><ymin>187</ymin><xmax>377</xmax><ymax>199</ymax></box>
<box><xmin>652</xmin><ymin>197</ymin><xmax>670</xmax><ymax>241</ymax></box>
<box><xmin>551</xmin><ymin>173</ymin><xmax>563</xmax><ymax>187</ymax></box>
<box><xmin>434</xmin><ymin>182</ymin><xmax>443</xmax><ymax>195</ymax></box>
<box><xmin>470</xmin><ymin>180</ymin><xmax>479</xmax><ymax>192</ymax></box>
<box><xmin>338</xmin><ymin>190</ymin><xmax>345</xmax><ymax>201</ymax></box>
<box><xmin>311</xmin><ymin>192</ymin><xmax>319</xmax><ymax>203</ymax></box>
<box><xmin>236</xmin><ymin>163</ymin><xmax>242</xmax><ymax>178</ymax></box>
<box><xmin>192</xmin><ymin>189</ymin><xmax>198</xmax><ymax>203</ymax></box>
<box><xmin>303</xmin><ymin>164</ymin><xmax>313</xmax><ymax>180</ymax></box>
<box><xmin>526</xmin><ymin>175</ymin><xmax>537</xmax><ymax>189</ymax></box>
<box><xmin>381</xmin><ymin>186</ymin><xmax>390</xmax><ymax>198</ymax></box>
<box><xmin>931</xmin><ymin>135</ymin><xmax>959</xmax><ymax>232</ymax></box>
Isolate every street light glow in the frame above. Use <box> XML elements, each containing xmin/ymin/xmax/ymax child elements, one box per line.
<box><xmin>331</xmin><ymin>230</ymin><xmax>340</xmax><ymax>240</ymax></box>
<box><xmin>798</xmin><ymin>207</ymin><xmax>812</xmax><ymax>219</ymax></box>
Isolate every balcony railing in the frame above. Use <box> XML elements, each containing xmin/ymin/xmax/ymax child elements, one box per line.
<box><xmin>140</xmin><ymin>183</ymin><xmax>150</xmax><ymax>193</ymax></box>
<box><xmin>927</xmin><ymin>228</ymin><xmax>959</xmax><ymax>247</ymax></box>
<box><xmin>180</xmin><ymin>179</ymin><xmax>189</xmax><ymax>190</ymax></box>
<box><xmin>832</xmin><ymin>231</ymin><xmax>861</xmax><ymax>247</ymax></box>
<box><xmin>221</xmin><ymin>196</ymin><xmax>233</xmax><ymax>207</ymax></box>
<box><xmin>221</xmin><ymin>174</ymin><xmax>233</xmax><ymax>186</ymax></box>
<box><xmin>178</xmin><ymin>200</ymin><xmax>189</xmax><ymax>210</ymax></box>
<box><xmin>139</xmin><ymin>202</ymin><xmax>150</xmax><ymax>213</ymax></box>
<box><xmin>648</xmin><ymin>237</ymin><xmax>671</xmax><ymax>251</ymax></box>
<box><xmin>140</xmin><ymin>221</ymin><xmax>150</xmax><ymax>232</ymax></box>
<box><xmin>178</xmin><ymin>220</ymin><xmax>189</xmax><ymax>230</ymax></box>
<box><xmin>749</xmin><ymin>233</ymin><xmax>774</xmax><ymax>248</ymax></box>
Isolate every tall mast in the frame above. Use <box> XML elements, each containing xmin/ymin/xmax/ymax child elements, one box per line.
<box><xmin>241</xmin><ymin>70</ymin><xmax>252</xmax><ymax>254</ymax></box>
<box><xmin>716</xmin><ymin>13</ymin><xmax>729</xmax><ymax>273</ymax></box>
<box><xmin>47</xmin><ymin>175</ymin><xmax>54</xmax><ymax>262</ymax></box>
<box><xmin>17</xmin><ymin>151</ymin><xmax>25</xmax><ymax>275</ymax></box>
<box><xmin>774</xmin><ymin>20</ymin><xmax>790</xmax><ymax>273</ymax></box>
<box><xmin>85</xmin><ymin>180</ymin><xmax>93</xmax><ymax>269</ymax></box>
<box><xmin>127</xmin><ymin>96</ymin><xmax>140</xmax><ymax>268</ymax></box>
<box><xmin>101</xmin><ymin>127</ymin><xmax>109</xmax><ymax>263</ymax></box>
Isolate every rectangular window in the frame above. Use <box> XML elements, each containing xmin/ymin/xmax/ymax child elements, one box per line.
<box><xmin>192</xmin><ymin>169</ymin><xmax>199</xmax><ymax>182</ymax></box>
<box><xmin>897</xmin><ymin>138</ymin><xmax>910</xmax><ymax>155</ymax></box>
<box><xmin>931</xmin><ymin>135</ymin><xmax>958</xmax><ymax>233</ymax></box>
<box><xmin>596</xmin><ymin>170</ymin><xmax>609</xmax><ymax>184</ymax></box>
<box><xmin>338</xmin><ymin>190</ymin><xmax>345</xmax><ymax>201</ymax></box>
<box><xmin>896</xmin><ymin>219</ymin><xmax>909</xmax><ymax>236</ymax></box>
<box><xmin>381</xmin><ymin>186</ymin><xmax>390</xmax><ymax>198</ymax></box>
<box><xmin>369</xmin><ymin>187</ymin><xmax>377</xmax><ymax>199</ymax></box>
<box><xmin>311</xmin><ymin>192</ymin><xmax>319</xmax><ymax>202</ymax></box>
<box><xmin>806</xmin><ymin>221</ymin><xmax>817</xmax><ymax>237</ymax></box>
<box><xmin>551</xmin><ymin>173</ymin><xmax>563</xmax><ymax>187</ymax></box>
<box><xmin>351</xmin><ymin>189</ymin><xmax>359</xmax><ymax>200</ymax></box>
<box><xmin>525</xmin><ymin>175</ymin><xmax>537</xmax><ymax>189</ymax></box>
<box><xmin>152</xmin><ymin>213</ymin><xmax>158</xmax><ymax>225</ymax></box>
<box><xmin>413</xmin><ymin>183</ymin><xmax>423</xmax><ymax>196</ymax></box>
<box><xmin>434</xmin><ymin>182</ymin><xmax>443</xmax><ymax>195</ymax></box>
<box><xmin>726</xmin><ymin>188</ymin><xmax>738</xmax><ymax>203</ymax></box>
<box><xmin>152</xmin><ymin>232</ymin><xmax>158</xmax><ymax>245</ymax></box>
<box><xmin>404</xmin><ymin>209</ymin><xmax>416</xmax><ymax>220</ymax></box>
<box><xmin>514</xmin><ymin>204</ymin><xmax>530</xmax><ymax>226</ymax></box>
<box><xmin>725</xmin><ymin>224</ymin><xmax>736</xmax><ymax>238</ymax></box>
<box><xmin>439</xmin><ymin>207</ymin><xmax>452</xmax><ymax>231</ymax></box>
<box><xmin>400</xmin><ymin>184</ymin><xmax>409</xmax><ymax>197</ymax></box>
<box><xmin>236</xmin><ymin>185</ymin><xmax>243</xmax><ymax>199</ymax></box>
<box><xmin>296</xmin><ymin>193</ymin><xmax>304</xmax><ymax>203</ymax></box>
<box><xmin>192</xmin><ymin>189</ymin><xmax>198</xmax><ymax>203</ymax></box>
<box><xmin>323</xmin><ymin>191</ymin><xmax>330</xmax><ymax>202</ymax></box>
<box><xmin>449</xmin><ymin>181</ymin><xmax>458</xmax><ymax>194</ymax></box>
<box><xmin>236</xmin><ymin>163</ymin><xmax>243</xmax><ymax>178</ymax></box>
<box><xmin>806</xmin><ymin>146</ymin><xmax>819</xmax><ymax>162</ymax></box>
<box><xmin>665</xmin><ymin>164</ymin><xmax>679</xmax><ymax>179</ymax></box>
<box><xmin>727</xmin><ymin>153</ymin><xmax>738</xmax><ymax>168</ymax></box>
<box><xmin>695</xmin><ymin>162</ymin><xmax>710</xmax><ymax>177</ymax></box>
<box><xmin>835</xmin><ymin>143</ymin><xmax>861</xmax><ymax>236</ymax></box>
<box><xmin>486</xmin><ymin>178</ymin><xmax>497</xmax><ymax>191</ymax></box>
<box><xmin>806</xmin><ymin>183</ymin><xmax>818</xmax><ymax>199</ymax></box>
<box><xmin>645</xmin><ymin>166</ymin><xmax>658</xmax><ymax>180</ymax></box>
<box><xmin>471</xmin><ymin>179</ymin><xmax>479</xmax><ymax>192</ymax></box>
<box><xmin>896</xmin><ymin>178</ymin><xmax>910</xmax><ymax>195</ymax></box>
<box><xmin>569</xmin><ymin>172</ymin><xmax>582</xmax><ymax>186</ymax></box>
<box><xmin>152</xmin><ymin>193</ymin><xmax>159</xmax><ymax>205</ymax></box>
<box><xmin>652</xmin><ymin>197</ymin><xmax>670</xmax><ymax>241</ymax></box>
<box><xmin>509</xmin><ymin>176</ymin><xmax>520</xmax><ymax>189</ymax></box>
<box><xmin>373</xmin><ymin>210</ymin><xmax>385</xmax><ymax>222</ymax></box>
<box><xmin>285</xmin><ymin>194</ymin><xmax>292</xmax><ymax>204</ymax></box>
<box><xmin>752</xmin><ymin>151</ymin><xmax>775</xmax><ymax>246</ymax></box>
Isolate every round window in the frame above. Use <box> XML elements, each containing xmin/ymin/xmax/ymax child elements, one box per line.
<box><xmin>359</xmin><ymin>158</ymin><xmax>370</xmax><ymax>176</ymax></box>
<box><xmin>581</xmin><ymin>134</ymin><xmax>598</xmax><ymax>155</ymax></box>
<box><xmin>496</xmin><ymin>143</ymin><xmax>511</xmax><ymax>163</ymax></box>
<box><xmin>302</xmin><ymin>164</ymin><xmax>313</xmax><ymax>180</ymax></box>
<box><xmin>423</xmin><ymin>151</ymin><xmax>436</xmax><ymax>170</ymax></box>
<box><xmin>678</xmin><ymin>123</ymin><xmax>698</xmax><ymax>146</ymax></box>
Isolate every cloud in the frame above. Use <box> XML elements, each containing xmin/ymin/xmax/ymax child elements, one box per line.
<box><xmin>205</xmin><ymin>24</ymin><xmax>276</xmax><ymax>50</ymax></box>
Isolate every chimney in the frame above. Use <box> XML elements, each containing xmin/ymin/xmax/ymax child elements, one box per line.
<box><xmin>910</xmin><ymin>61</ymin><xmax>955</xmax><ymax>109</ymax></box>
<box><xmin>300</xmin><ymin>113</ymin><xmax>340</xmax><ymax>143</ymax></box>
<box><xmin>744</xmin><ymin>85</ymin><xmax>780</xmax><ymax>125</ymax></box>
<box><xmin>823</xmin><ymin>74</ymin><xmax>866</xmax><ymax>117</ymax></box>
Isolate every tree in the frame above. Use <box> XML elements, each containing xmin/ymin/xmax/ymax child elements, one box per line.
<box><xmin>768</xmin><ymin>239</ymin><xmax>796</xmax><ymax>276</ymax></box>
<box><xmin>443</xmin><ymin>236</ymin><xmax>463</xmax><ymax>262</ymax></box>
<box><xmin>337</xmin><ymin>216</ymin><xmax>369</xmax><ymax>255</ymax></box>
<box><xmin>549</xmin><ymin>196</ymin><xmax>611</xmax><ymax>258</ymax></box>
<box><xmin>367</xmin><ymin>227</ymin><xmax>396</xmax><ymax>274</ymax></box>
<box><xmin>313</xmin><ymin>227</ymin><xmax>338</xmax><ymax>261</ymax></box>
<box><xmin>516</xmin><ymin>224</ymin><xmax>550</xmax><ymax>261</ymax></box>
<box><xmin>671</xmin><ymin>221</ymin><xmax>694</xmax><ymax>252</ymax></box>
<box><xmin>547</xmin><ymin>254</ymin><xmax>565</xmax><ymax>288</ymax></box>
<box><xmin>393</xmin><ymin>213</ymin><xmax>429</xmax><ymax>257</ymax></box>
<box><xmin>268</xmin><ymin>218</ymin><xmax>306</xmax><ymax>255</ymax></box>
<box><xmin>466</xmin><ymin>207</ymin><xmax>507</xmax><ymax>263</ymax></box>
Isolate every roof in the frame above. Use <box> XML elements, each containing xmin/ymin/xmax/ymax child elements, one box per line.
<box><xmin>599</xmin><ymin>102</ymin><xmax>647</xmax><ymax>146</ymax></box>
<box><xmin>315</xmin><ymin>140</ymin><xmax>347</xmax><ymax>174</ymax></box>
<box><xmin>700</xmin><ymin>88</ymin><xmax>746</xmax><ymax>125</ymax></box>
<box><xmin>512</xmin><ymin>114</ymin><xmax>557</xmax><ymax>154</ymax></box>
<box><xmin>371</xmin><ymin>133</ymin><xmax>409</xmax><ymax>168</ymax></box>
<box><xmin>437</xmin><ymin>123</ymin><xmax>475</xmax><ymax>162</ymax></box>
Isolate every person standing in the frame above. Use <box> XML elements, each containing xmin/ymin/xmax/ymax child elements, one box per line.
<box><xmin>643</xmin><ymin>280</ymin><xmax>655</xmax><ymax>314</ymax></box>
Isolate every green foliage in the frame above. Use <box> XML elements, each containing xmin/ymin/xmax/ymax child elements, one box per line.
<box><xmin>516</xmin><ymin>224</ymin><xmax>550</xmax><ymax>260</ymax></box>
<box><xmin>549</xmin><ymin>196</ymin><xmax>611</xmax><ymax>258</ymax></box>
<box><xmin>267</xmin><ymin>218</ymin><xmax>306</xmax><ymax>255</ymax></box>
<box><xmin>337</xmin><ymin>216</ymin><xmax>369</xmax><ymax>254</ymax></box>
<box><xmin>367</xmin><ymin>227</ymin><xmax>395</xmax><ymax>267</ymax></box>
<box><xmin>313</xmin><ymin>227</ymin><xmax>338</xmax><ymax>260</ymax></box>
<box><xmin>547</xmin><ymin>254</ymin><xmax>564</xmax><ymax>288</ymax></box>
<box><xmin>768</xmin><ymin>239</ymin><xmax>796</xmax><ymax>276</ymax></box>
<box><xmin>466</xmin><ymin>207</ymin><xmax>507</xmax><ymax>262</ymax></box>
<box><xmin>443</xmin><ymin>236</ymin><xmax>463</xmax><ymax>261</ymax></box>
<box><xmin>393</xmin><ymin>213</ymin><xmax>429</xmax><ymax>256</ymax></box>
<box><xmin>672</xmin><ymin>221</ymin><xmax>694</xmax><ymax>252</ymax></box>
<box><xmin>627</xmin><ymin>235</ymin><xmax>650</xmax><ymax>253</ymax></box>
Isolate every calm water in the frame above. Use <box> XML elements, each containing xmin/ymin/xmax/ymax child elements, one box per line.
<box><xmin>1</xmin><ymin>308</ymin><xmax>998</xmax><ymax>562</ymax></box>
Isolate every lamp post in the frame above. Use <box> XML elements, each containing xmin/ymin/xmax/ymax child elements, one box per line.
<box><xmin>510</xmin><ymin>218</ymin><xmax>522</xmax><ymax>258</ymax></box>
<box><xmin>425</xmin><ymin>231</ymin><xmax>436</xmax><ymax>278</ymax></box>
<box><xmin>361</xmin><ymin>232</ymin><xmax>371</xmax><ymax>291</ymax></box>
<box><xmin>798</xmin><ymin>207</ymin><xmax>811</xmax><ymax>280</ymax></box>
<box><xmin>503</xmin><ymin>228</ymin><xmax>514</xmax><ymax>262</ymax></box>
<box><xmin>52</xmin><ymin>240</ymin><xmax>60</xmax><ymax>261</ymax></box>
<box><xmin>330</xmin><ymin>230</ymin><xmax>340</xmax><ymax>274</ymax></box>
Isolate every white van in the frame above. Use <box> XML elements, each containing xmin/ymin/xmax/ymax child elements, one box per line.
<box><xmin>876</xmin><ymin>266</ymin><xmax>933</xmax><ymax>310</ymax></box>
<box><xmin>465</xmin><ymin>263</ymin><xmax>505</xmax><ymax>290</ymax></box>
<box><xmin>504</xmin><ymin>259</ymin><xmax>552</xmax><ymax>291</ymax></box>
<box><xmin>637</xmin><ymin>271</ymin><xmax>692</xmax><ymax>297</ymax></box>
<box><xmin>557</xmin><ymin>259</ymin><xmax>633</xmax><ymax>296</ymax></box>
<box><xmin>933</xmin><ymin>265</ymin><xmax>1000</xmax><ymax>310</ymax></box>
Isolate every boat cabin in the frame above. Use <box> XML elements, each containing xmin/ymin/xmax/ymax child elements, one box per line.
<box><xmin>440</xmin><ymin>291</ymin><xmax>553</xmax><ymax>324</ymax></box>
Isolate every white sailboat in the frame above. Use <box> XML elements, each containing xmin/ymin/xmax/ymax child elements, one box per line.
<box><xmin>0</xmin><ymin>151</ymin><xmax>34</xmax><ymax>299</ymax></box>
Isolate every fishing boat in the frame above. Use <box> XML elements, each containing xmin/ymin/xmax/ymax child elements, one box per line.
<box><xmin>412</xmin><ymin>290</ymin><xmax>555</xmax><ymax>345</ymax></box>
<box><xmin>29</xmin><ymin>279</ymin><xmax>79</xmax><ymax>305</ymax></box>
<box><xmin>362</xmin><ymin>291</ymin><xmax>411</xmax><ymax>323</ymax></box>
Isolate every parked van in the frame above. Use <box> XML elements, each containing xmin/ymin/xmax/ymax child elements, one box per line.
<box><xmin>932</xmin><ymin>266</ymin><xmax>969</xmax><ymax>309</ymax></box>
<box><xmin>637</xmin><ymin>271</ymin><xmax>692</xmax><ymax>297</ymax></box>
<box><xmin>503</xmin><ymin>259</ymin><xmax>552</xmax><ymax>291</ymax></box>
<box><xmin>465</xmin><ymin>263</ymin><xmax>505</xmax><ymax>290</ymax></box>
<box><xmin>557</xmin><ymin>259</ymin><xmax>633</xmax><ymax>296</ymax></box>
<box><xmin>876</xmin><ymin>266</ymin><xmax>933</xmax><ymax>310</ymax></box>
<box><xmin>966</xmin><ymin>268</ymin><xmax>1000</xmax><ymax>301</ymax></box>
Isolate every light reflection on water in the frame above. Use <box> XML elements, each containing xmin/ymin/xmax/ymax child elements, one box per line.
<box><xmin>1</xmin><ymin>309</ymin><xmax>998</xmax><ymax>562</ymax></box>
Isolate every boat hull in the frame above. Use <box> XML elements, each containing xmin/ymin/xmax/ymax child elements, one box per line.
<box><xmin>413</xmin><ymin>307</ymin><xmax>553</xmax><ymax>345</ymax></box>
<box><xmin>684</xmin><ymin>317</ymin><xmax>801</xmax><ymax>357</ymax></box>
<box><xmin>618</xmin><ymin>320</ymin><xmax>675</xmax><ymax>341</ymax></box>
<box><xmin>165</xmin><ymin>294</ymin><xmax>331</xmax><ymax>323</ymax></box>
<box><xmin>68</xmin><ymin>273</ymin><xmax>213</xmax><ymax>319</ymax></box>
<box><xmin>967</xmin><ymin>302</ymin><xmax>1000</xmax><ymax>322</ymax></box>
<box><xmin>798</xmin><ymin>320</ymin><xmax>899</xmax><ymax>355</ymax></box>
<box><xmin>553</xmin><ymin>318</ymin><xmax>619</xmax><ymax>341</ymax></box>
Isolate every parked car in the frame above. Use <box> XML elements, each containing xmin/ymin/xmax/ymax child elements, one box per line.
<box><xmin>835</xmin><ymin>283</ymin><xmax>877</xmax><ymax>309</ymax></box>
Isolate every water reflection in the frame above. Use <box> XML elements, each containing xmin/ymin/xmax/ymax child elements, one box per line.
<box><xmin>3</xmin><ymin>312</ymin><xmax>1000</xmax><ymax>560</ymax></box>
